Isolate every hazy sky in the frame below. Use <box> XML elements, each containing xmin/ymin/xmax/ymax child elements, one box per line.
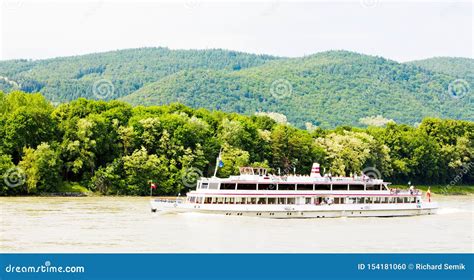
<box><xmin>0</xmin><ymin>0</ymin><xmax>472</xmax><ymax>62</ymax></box>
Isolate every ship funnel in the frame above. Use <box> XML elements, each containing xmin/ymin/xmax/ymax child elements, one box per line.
<box><xmin>310</xmin><ymin>163</ymin><xmax>322</xmax><ymax>177</ymax></box>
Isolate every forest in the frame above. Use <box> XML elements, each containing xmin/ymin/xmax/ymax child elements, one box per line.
<box><xmin>1</xmin><ymin>48</ymin><xmax>472</xmax><ymax>128</ymax></box>
<box><xmin>0</xmin><ymin>91</ymin><xmax>472</xmax><ymax>196</ymax></box>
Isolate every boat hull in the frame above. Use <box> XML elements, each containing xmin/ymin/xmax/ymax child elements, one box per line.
<box><xmin>150</xmin><ymin>200</ymin><xmax>438</xmax><ymax>218</ymax></box>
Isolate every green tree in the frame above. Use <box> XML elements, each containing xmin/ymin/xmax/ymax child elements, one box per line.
<box><xmin>121</xmin><ymin>147</ymin><xmax>167</xmax><ymax>195</ymax></box>
<box><xmin>218</xmin><ymin>143</ymin><xmax>250</xmax><ymax>177</ymax></box>
<box><xmin>18</xmin><ymin>143</ymin><xmax>62</xmax><ymax>193</ymax></box>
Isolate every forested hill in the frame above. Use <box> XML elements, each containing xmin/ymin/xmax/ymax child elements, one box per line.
<box><xmin>407</xmin><ymin>57</ymin><xmax>474</xmax><ymax>84</ymax></box>
<box><xmin>0</xmin><ymin>48</ymin><xmax>473</xmax><ymax>128</ymax></box>
<box><xmin>0</xmin><ymin>47</ymin><xmax>278</xmax><ymax>101</ymax></box>
<box><xmin>122</xmin><ymin>51</ymin><xmax>473</xmax><ymax>128</ymax></box>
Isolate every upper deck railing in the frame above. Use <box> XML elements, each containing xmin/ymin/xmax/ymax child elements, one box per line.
<box><xmin>239</xmin><ymin>167</ymin><xmax>268</xmax><ymax>176</ymax></box>
<box><xmin>204</xmin><ymin>174</ymin><xmax>385</xmax><ymax>184</ymax></box>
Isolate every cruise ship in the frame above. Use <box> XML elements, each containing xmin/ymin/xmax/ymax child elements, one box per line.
<box><xmin>150</xmin><ymin>163</ymin><xmax>438</xmax><ymax>218</ymax></box>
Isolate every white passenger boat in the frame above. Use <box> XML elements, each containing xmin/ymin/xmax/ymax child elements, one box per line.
<box><xmin>150</xmin><ymin>163</ymin><xmax>438</xmax><ymax>218</ymax></box>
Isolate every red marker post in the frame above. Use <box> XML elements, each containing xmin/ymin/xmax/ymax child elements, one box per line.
<box><xmin>150</xmin><ymin>182</ymin><xmax>157</xmax><ymax>196</ymax></box>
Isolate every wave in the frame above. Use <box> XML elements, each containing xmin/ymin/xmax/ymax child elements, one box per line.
<box><xmin>437</xmin><ymin>207</ymin><xmax>471</xmax><ymax>215</ymax></box>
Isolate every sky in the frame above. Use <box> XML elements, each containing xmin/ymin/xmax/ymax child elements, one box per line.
<box><xmin>0</xmin><ymin>0</ymin><xmax>472</xmax><ymax>62</ymax></box>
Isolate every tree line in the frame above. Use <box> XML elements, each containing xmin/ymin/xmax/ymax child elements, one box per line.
<box><xmin>0</xmin><ymin>91</ymin><xmax>472</xmax><ymax>195</ymax></box>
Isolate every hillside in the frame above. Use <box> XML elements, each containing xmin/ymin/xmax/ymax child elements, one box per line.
<box><xmin>122</xmin><ymin>51</ymin><xmax>473</xmax><ymax>128</ymax></box>
<box><xmin>0</xmin><ymin>47</ymin><xmax>278</xmax><ymax>102</ymax></box>
<box><xmin>407</xmin><ymin>57</ymin><xmax>474</xmax><ymax>83</ymax></box>
<box><xmin>1</xmin><ymin>48</ymin><xmax>473</xmax><ymax>128</ymax></box>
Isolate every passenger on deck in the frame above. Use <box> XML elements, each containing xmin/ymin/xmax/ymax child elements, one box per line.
<box><xmin>327</xmin><ymin>197</ymin><xmax>334</xmax><ymax>205</ymax></box>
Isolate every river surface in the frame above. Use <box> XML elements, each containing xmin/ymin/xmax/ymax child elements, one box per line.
<box><xmin>0</xmin><ymin>196</ymin><xmax>472</xmax><ymax>253</ymax></box>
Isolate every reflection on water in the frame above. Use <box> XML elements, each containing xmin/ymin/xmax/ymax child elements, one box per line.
<box><xmin>0</xmin><ymin>196</ymin><xmax>472</xmax><ymax>253</ymax></box>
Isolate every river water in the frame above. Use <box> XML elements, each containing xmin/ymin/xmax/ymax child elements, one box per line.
<box><xmin>0</xmin><ymin>196</ymin><xmax>472</xmax><ymax>253</ymax></box>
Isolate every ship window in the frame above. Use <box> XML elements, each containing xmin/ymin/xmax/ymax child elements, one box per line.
<box><xmin>278</xmin><ymin>184</ymin><xmax>296</xmax><ymax>191</ymax></box>
<box><xmin>235</xmin><ymin>197</ymin><xmax>245</xmax><ymax>204</ymax></box>
<box><xmin>258</xmin><ymin>184</ymin><xmax>276</xmax><ymax>190</ymax></box>
<box><xmin>237</xmin><ymin>184</ymin><xmax>257</xmax><ymax>190</ymax></box>
<box><xmin>366</xmin><ymin>185</ymin><xmax>382</xmax><ymax>191</ymax></box>
<box><xmin>305</xmin><ymin>197</ymin><xmax>311</xmax><ymax>204</ymax></box>
<box><xmin>224</xmin><ymin>197</ymin><xmax>235</xmax><ymax>204</ymax></box>
<box><xmin>297</xmin><ymin>184</ymin><xmax>313</xmax><ymax>191</ymax></box>
<box><xmin>220</xmin><ymin>183</ymin><xmax>236</xmax><ymax>190</ymax></box>
<box><xmin>209</xmin><ymin>183</ymin><xmax>219</xmax><ymax>189</ymax></box>
<box><xmin>278</xmin><ymin>198</ymin><xmax>286</xmax><ymax>204</ymax></box>
<box><xmin>314</xmin><ymin>184</ymin><xmax>331</xmax><ymax>190</ymax></box>
<box><xmin>349</xmin><ymin>184</ymin><xmax>364</xmax><ymax>191</ymax></box>
<box><xmin>257</xmin><ymin>197</ymin><xmax>266</xmax><ymax>204</ymax></box>
<box><xmin>249</xmin><ymin>197</ymin><xmax>257</xmax><ymax>204</ymax></box>
<box><xmin>189</xmin><ymin>196</ymin><xmax>196</xmax><ymax>203</ymax></box>
<box><xmin>268</xmin><ymin>197</ymin><xmax>276</xmax><ymax>204</ymax></box>
<box><xmin>287</xmin><ymin>198</ymin><xmax>296</xmax><ymax>204</ymax></box>
<box><xmin>201</xmin><ymin>183</ymin><xmax>208</xmax><ymax>189</ymax></box>
<box><xmin>396</xmin><ymin>197</ymin><xmax>404</xmax><ymax>203</ymax></box>
<box><xmin>216</xmin><ymin>197</ymin><xmax>224</xmax><ymax>204</ymax></box>
<box><xmin>332</xmin><ymin>184</ymin><xmax>348</xmax><ymax>191</ymax></box>
<box><xmin>204</xmin><ymin>197</ymin><xmax>212</xmax><ymax>204</ymax></box>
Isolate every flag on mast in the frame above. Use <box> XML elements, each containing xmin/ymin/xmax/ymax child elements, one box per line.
<box><xmin>213</xmin><ymin>149</ymin><xmax>224</xmax><ymax>177</ymax></box>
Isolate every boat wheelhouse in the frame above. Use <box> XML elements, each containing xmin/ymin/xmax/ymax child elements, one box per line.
<box><xmin>150</xmin><ymin>163</ymin><xmax>438</xmax><ymax>218</ymax></box>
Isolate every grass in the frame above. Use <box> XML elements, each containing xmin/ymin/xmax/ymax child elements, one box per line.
<box><xmin>56</xmin><ymin>182</ymin><xmax>91</xmax><ymax>194</ymax></box>
<box><xmin>390</xmin><ymin>184</ymin><xmax>474</xmax><ymax>195</ymax></box>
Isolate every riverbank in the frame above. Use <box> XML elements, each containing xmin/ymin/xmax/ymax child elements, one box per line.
<box><xmin>3</xmin><ymin>182</ymin><xmax>473</xmax><ymax>197</ymax></box>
